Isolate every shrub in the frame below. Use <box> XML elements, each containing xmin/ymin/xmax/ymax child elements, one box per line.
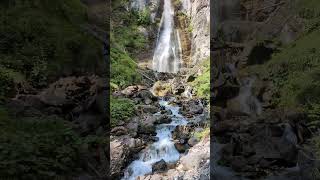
<box><xmin>0</xmin><ymin>108</ymin><xmax>81</xmax><ymax>178</ymax></box>
<box><xmin>137</xmin><ymin>8</ymin><xmax>151</xmax><ymax>25</ymax></box>
<box><xmin>110</xmin><ymin>97</ymin><xmax>135</xmax><ymax>128</ymax></box>
<box><xmin>110</xmin><ymin>47</ymin><xmax>141</xmax><ymax>88</ymax></box>
<box><xmin>191</xmin><ymin>59</ymin><xmax>210</xmax><ymax>100</ymax></box>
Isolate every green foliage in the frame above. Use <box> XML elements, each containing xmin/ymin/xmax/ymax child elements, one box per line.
<box><xmin>0</xmin><ymin>0</ymin><xmax>104</xmax><ymax>88</ymax></box>
<box><xmin>111</xmin><ymin>0</ymin><xmax>149</xmax><ymax>55</ymax></box>
<box><xmin>110</xmin><ymin>97</ymin><xmax>135</xmax><ymax>128</ymax></box>
<box><xmin>188</xmin><ymin>23</ymin><xmax>194</xmax><ymax>33</ymax></box>
<box><xmin>0</xmin><ymin>67</ymin><xmax>24</xmax><ymax>100</ymax></box>
<box><xmin>0</xmin><ymin>108</ymin><xmax>81</xmax><ymax>178</ymax></box>
<box><xmin>194</xmin><ymin>128</ymin><xmax>210</xmax><ymax>140</ymax></box>
<box><xmin>136</xmin><ymin>8</ymin><xmax>151</xmax><ymax>25</ymax></box>
<box><xmin>248</xmin><ymin>15</ymin><xmax>320</xmax><ymax>129</ymax></box>
<box><xmin>110</xmin><ymin>47</ymin><xmax>141</xmax><ymax>88</ymax></box>
<box><xmin>191</xmin><ymin>59</ymin><xmax>210</xmax><ymax>100</ymax></box>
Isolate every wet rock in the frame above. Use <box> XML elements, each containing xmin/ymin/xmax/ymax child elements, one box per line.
<box><xmin>152</xmin><ymin>159</ymin><xmax>167</xmax><ymax>173</ymax></box>
<box><xmin>138</xmin><ymin>125</ymin><xmax>156</xmax><ymax>136</ymax></box>
<box><xmin>174</xmin><ymin>142</ymin><xmax>188</xmax><ymax>153</ymax></box>
<box><xmin>181</xmin><ymin>99</ymin><xmax>203</xmax><ymax>116</ymax></box>
<box><xmin>154</xmin><ymin>114</ymin><xmax>172</xmax><ymax>124</ymax></box>
<box><xmin>172</xmin><ymin>125</ymin><xmax>193</xmax><ymax>140</ymax></box>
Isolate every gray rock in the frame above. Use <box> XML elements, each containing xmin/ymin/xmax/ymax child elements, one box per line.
<box><xmin>152</xmin><ymin>159</ymin><xmax>167</xmax><ymax>173</ymax></box>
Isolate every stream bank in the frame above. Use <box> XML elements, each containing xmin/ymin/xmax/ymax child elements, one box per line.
<box><xmin>110</xmin><ymin>75</ymin><xmax>210</xmax><ymax>179</ymax></box>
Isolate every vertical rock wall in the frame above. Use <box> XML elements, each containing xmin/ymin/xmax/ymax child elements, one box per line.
<box><xmin>189</xmin><ymin>0</ymin><xmax>210</xmax><ymax>65</ymax></box>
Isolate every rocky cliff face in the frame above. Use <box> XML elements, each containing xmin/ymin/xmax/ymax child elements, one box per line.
<box><xmin>189</xmin><ymin>0</ymin><xmax>210</xmax><ymax>65</ymax></box>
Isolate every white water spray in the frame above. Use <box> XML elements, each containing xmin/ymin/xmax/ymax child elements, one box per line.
<box><xmin>152</xmin><ymin>0</ymin><xmax>182</xmax><ymax>73</ymax></box>
<box><xmin>122</xmin><ymin>99</ymin><xmax>187</xmax><ymax>180</ymax></box>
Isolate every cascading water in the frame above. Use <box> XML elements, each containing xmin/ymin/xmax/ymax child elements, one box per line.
<box><xmin>152</xmin><ymin>0</ymin><xmax>182</xmax><ymax>73</ymax></box>
<box><xmin>122</xmin><ymin>99</ymin><xmax>187</xmax><ymax>180</ymax></box>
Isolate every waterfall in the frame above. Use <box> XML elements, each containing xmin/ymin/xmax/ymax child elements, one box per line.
<box><xmin>152</xmin><ymin>0</ymin><xmax>182</xmax><ymax>73</ymax></box>
<box><xmin>122</xmin><ymin>99</ymin><xmax>187</xmax><ymax>180</ymax></box>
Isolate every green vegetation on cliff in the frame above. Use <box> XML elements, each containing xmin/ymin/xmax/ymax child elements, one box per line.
<box><xmin>0</xmin><ymin>0</ymin><xmax>107</xmax><ymax>178</ymax></box>
<box><xmin>111</xmin><ymin>97</ymin><xmax>135</xmax><ymax>128</ymax></box>
<box><xmin>248</xmin><ymin>1</ymin><xmax>320</xmax><ymax>130</ymax></box>
<box><xmin>0</xmin><ymin>0</ymin><xmax>104</xmax><ymax>92</ymax></box>
<box><xmin>191</xmin><ymin>58</ymin><xmax>210</xmax><ymax>100</ymax></box>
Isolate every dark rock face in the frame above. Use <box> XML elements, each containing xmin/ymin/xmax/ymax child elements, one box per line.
<box><xmin>154</xmin><ymin>114</ymin><xmax>172</xmax><ymax>124</ymax></box>
<box><xmin>152</xmin><ymin>159</ymin><xmax>167</xmax><ymax>173</ymax></box>
<box><xmin>181</xmin><ymin>99</ymin><xmax>203</xmax><ymax>116</ymax></box>
<box><xmin>174</xmin><ymin>142</ymin><xmax>189</xmax><ymax>153</ymax></box>
<box><xmin>7</xmin><ymin>76</ymin><xmax>107</xmax><ymax>135</ymax></box>
<box><xmin>215</xmin><ymin>110</ymin><xmax>313</xmax><ymax>178</ymax></box>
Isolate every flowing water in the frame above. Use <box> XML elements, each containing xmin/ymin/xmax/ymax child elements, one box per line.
<box><xmin>122</xmin><ymin>99</ymin><xmax>187</xmax><ymax>180</ymax></box>
<box><xmin>152</xmin><ymin>0</ymin><xmax>182</xmax><ymax>73</ymax></box>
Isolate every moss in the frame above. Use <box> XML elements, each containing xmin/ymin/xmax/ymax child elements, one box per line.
<box><xmin>110</xmin><ymin>97</ymin><xmax>136</xmax><ymax>128</ymax></box>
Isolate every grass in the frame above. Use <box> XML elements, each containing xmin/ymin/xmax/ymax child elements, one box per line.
<box><xmin>194</xmin><ymin>128</ymin><xmax>210</xmax><ymax>140</ymax></box>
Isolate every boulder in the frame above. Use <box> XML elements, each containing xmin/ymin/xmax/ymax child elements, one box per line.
<box><xmin>172</xmin><ymin>125</ymin><xmax>194</xmax><ymax>140</ymax></box>
<box><xmin>174</xmin><ymin>142</ymin><xmax>188</xmax><ymax>153</ymax></box>
<box><xmin>121</xmin><ymin>85</ymin><xmax>147</xmax><ymax>97</ymax></box>
<box><xmin>111</xmin><ymin>126</ymin><xmax>128</xmax><ymax>136</ymax></box>
<box><xmin>151</xmin><ymin>81</ymin><xmax>172</xmax><ymax>97</ymax></box>
<box><xmin>136</xmin><ymin>105</ymin><xmax>159</xmax><ymax>114</ymax></box>
<box><xmin>181</xmin><ymin>99</ymin><xmax>203</xmax><ymax>116</ymax></box>
<box><xmin>154</xmin><ymin>114</ymin><xmax>172</xmax><ymax>124</ymax></box>
<box><xmin>152</xmin><ymin>159</ymin><xmax>167</xmax><ymax>173</ymax></box>
<box><xmin>110</xmin><ymin>140</ymin><xmax>130</xmax><ymax>178</ymax></box>
<box><xmin>188</xmin><ymin>137</ymin><xmax>199</xmax><ymax>147</ymax></box>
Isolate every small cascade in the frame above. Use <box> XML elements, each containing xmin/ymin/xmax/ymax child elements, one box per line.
<box><xmin>238</xmin><ymin>77</ymin><xmax>262</xmax><ymax>116</ymax></box>
<box><xmin>152</xmin><ymin>0</ymin><xmax>182</xmax><ymax>73</ymax></box>
<box><xmin>122</xmin><ymin>99</ymin><xmax>187</xmax><ymax>180</ymax></box>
